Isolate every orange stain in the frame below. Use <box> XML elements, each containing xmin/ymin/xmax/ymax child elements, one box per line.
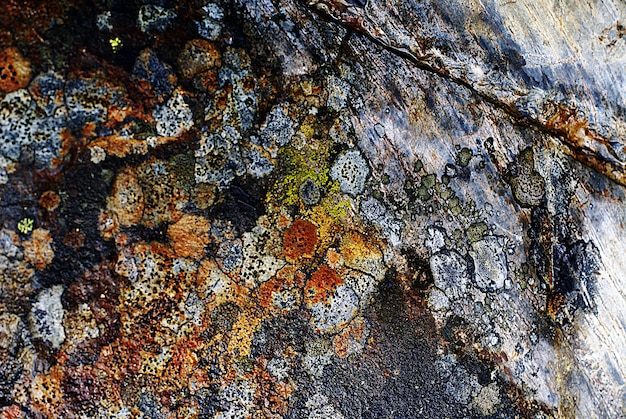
<box><xmin>283</xmin><ymin>219</ymin><xmax>317</xmax><ymax>260</ymax></box>
<box><xmin>304</xmin><ymin>265</ymin><xmax>343</xmax><ymax>305</ymax></box>
<box><xmin>258</xmin><ymin>266</ymin><xmax>305</xmax><ymax>312</ymax></box>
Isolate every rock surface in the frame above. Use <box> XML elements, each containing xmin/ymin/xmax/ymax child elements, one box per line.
<box><xmin>0</xmin><ymin>0</ymin><xmax>624</xmax><ymax>418</ymax></box>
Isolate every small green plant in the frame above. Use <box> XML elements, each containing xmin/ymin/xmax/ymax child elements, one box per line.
<box><xmin>17</xmin><ymin>217</ymin><xmax>34</xmax><ymax>235</ymax></box>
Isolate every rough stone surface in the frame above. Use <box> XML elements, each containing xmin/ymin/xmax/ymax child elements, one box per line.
<box><xmin>0</xmin><ymin>0</ymin><xmax>624</xmax><ymax>418</ymax></box>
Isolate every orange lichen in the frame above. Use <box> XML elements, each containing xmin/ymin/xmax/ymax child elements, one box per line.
<box><xmin>258</xmin><ymin>265</ymin><xmax>305</xmax><ymax>312</ymax></box>
<box><xmin>167</xmin><ymin>214</ymin><xmax>210</xmax><ymax>259</ymax></box>
<box><xmin>283</xmin><ymin>219</ymin><xmax>317</xmax><ymax>260</ymax></box>
<box><xmin>304</xmin><ymin>265</ymin><xmax>343</xmax><ymax>305</ymax></box>
<box><xmin>31</xmin><ymin>366</ymin><xmax>64</xmax><ymax>417</ymax></box>
<box><xmin>39</xmin><ymin>190</ymin><xmax>60</xmax><ymax>212</ymax></box>
<box><xmin>88</xmin><ymin>135</ymin><xmax>180</xmax><ymax>159</ymax></box>
<box><xmin>0</xmin><ymin>47</ymin><xmax>31</xmax><ymax>93</ymax></box>
<box><xmin>227</xmin><ymin>307</ymin><xmax>262</xmax><ymax>357</ymax></box>
<box><xmin>22</xmin><ymin>228</ymin><xmax>54</xmax><ymax>270</ymax></box>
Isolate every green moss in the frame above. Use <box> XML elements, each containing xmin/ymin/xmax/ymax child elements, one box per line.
<box><xmin>421</xmin><ymin>174</ymin><xmax>436</xmax><ymax>189</ymax></box>
<box><xmin>448</xmin><ymin>197</ymin><xmax>462</xmax><ymax>215</ymax></box>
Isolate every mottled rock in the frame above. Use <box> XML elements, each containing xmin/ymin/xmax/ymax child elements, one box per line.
<box><xmin>470</xmin><ymin>236</ymin><xmax>508</xmax><ymax>292</ymax></box>
<box><xmin>330</xmin><ymin>149</ymin><xmax>370</xmax><ymax>196</ymax></box>
<box><xmin>29</xmin><ymin>286</ymin><xmax>65</xmax><ymax>349</ymax></box>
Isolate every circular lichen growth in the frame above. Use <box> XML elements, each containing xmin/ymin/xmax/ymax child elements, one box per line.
<box><xmin>456</xmin><ymin>147</ymin><xmax>473</xmax><ymax>167</ymax></box>
<box><xmin>505</xmin><ymin>148</ymin><xmax>545</xmax><ymax>208</ymax></box>
<box><xmin>299</xmin><ymin>178</ymin><xmax>321</xmax><ymax>206</ymax></box>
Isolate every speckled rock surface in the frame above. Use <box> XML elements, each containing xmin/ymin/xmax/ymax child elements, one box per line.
<box><xmin>0</xmin><ymin>1</ymin><xmax>625</xmax><ymax>418</ymax></box>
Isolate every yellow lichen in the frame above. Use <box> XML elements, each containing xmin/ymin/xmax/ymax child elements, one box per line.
<box><xmin>268</xmin><ymin>144</ymin><xmax>351</xmax><ymax>222</ymax></box>
<box><xmin>17</xmin><ymin>217</ymin><xmax>34</xmax><ymax>235</ymax></box>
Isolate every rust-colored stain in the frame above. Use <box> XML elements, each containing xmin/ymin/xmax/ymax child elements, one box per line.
<box><xmin>22</xmin><ymin>228</ymin><xmax>54</xmax><ymax>270</ymax></box>
<box><xmin>544</xmin><ymin>103</ymin><xmax>626</xmax><ymax>186</ymax></box>
<box><xmin>305</xmin><ymin>265</ymin><xmax>343</xmax><ymax>305</ymax></box>
<box><xmin>258</xmin><ymin>265</ymin><xmax>306</xmax><ymax>313</ymax></box>
<box><xmin>282</xmin><ymin>218</ymin><xmax>318</xmax><ymax>260</ymax></box>
<box><xmin>39</xmin><ymin>190</ymin><xmax>60</xmax><ymax>212</ymax></box>
<box><xmin>0</xmin><ymin>47</ymin><xmax>31</xmax><ymax>92</ymax></box>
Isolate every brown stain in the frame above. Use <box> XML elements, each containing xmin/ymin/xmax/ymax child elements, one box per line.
<box><xmin>22</xmin><ymin>228</ymin><xmax>54</xmax><ymax>270</ymax></box>
<box><xmin>547</xmin><ymin>292</ymin><xmax>566</xmax><ymax>318</ymax></box>
<box><xmin>63</xmin><ymin>230</ymin><xmax>85</xmax><ymax>249</ymax></box>
<box><xmin>177</xmin><ymin>39</ymin><xmax>222</xmax><ymax>81</ymax></box>
<box><xmin>167</xmin><ymin>214</ymin><xmax>211</xmax><ymax>259</ymax></box>
<box><xmin>39</xmin><ymin>190</ymin><xmax>60</xmax><ymax>212</ymax></box>
<box><xmin>304</xmin><ymin>265</ymin><xmax>343</xmax><ymax>305</ymax></box>
<box><xmin>542</xmin><ymin>102</ymin><xmax>625</xmax><ymax>186</ymax></box>
<box><xmin>0</xmin><ymin>47</ymin><xmax>31</xmax><ymax>92</ymax></box>
<box><xmin>283</xmin><ymin>219</ymin><xmax>318</xmax><ymax>260</ymax></box>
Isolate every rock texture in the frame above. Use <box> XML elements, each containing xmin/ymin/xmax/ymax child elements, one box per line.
<box><xmin>0</xmin><ymin>0</ymin><xmax>624</xmax><ymax>418</ymax></box>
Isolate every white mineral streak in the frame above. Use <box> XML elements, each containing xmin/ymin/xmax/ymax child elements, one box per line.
<box><xmin>29</xmin><ymin>286</ymin><xmax>66</xmax><ymax>349</ymax></box>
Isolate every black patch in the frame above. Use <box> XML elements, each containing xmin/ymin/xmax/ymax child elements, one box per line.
<box><xmin>293</xmin><ymin>269</ymin><xmax>478</xmax><ymax>419</ymax></box>
<box><xmin>37</xmin><ymin>156</ymin><xmax>116</xmax><ymax>288</ymax></box>
<box><xmin>125</xmin><ymin>223</ymin><xmax>169</xmax><ymax>243</ymax></box>
<box><xmin>211</xmin><ymin>182</ymin><xmax>266</xmax><ymax>235</ymax></box>
<box><xmin>250</xmin><ymin>311</ymin><xmax>310</xmax><ymax>359</ymax></box>
<box><xmin>401</xmin><ymin>248</ymin><xmax>434</xmax><ymax>291</ymax></box>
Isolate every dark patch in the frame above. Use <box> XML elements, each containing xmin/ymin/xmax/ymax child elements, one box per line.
<box><xmin>37</xmin><ymin>155</ymin><xmax>116</xmax><ymax>288</ymax></box>
<box><xmin>0</xmin><ymin>357</ymin><xmax>23</xmax><ymax>407</ymax></box>
<box><xmin>297</xmin><ymin>269</ymin><xmax>472</xmax><ymax>419</ymax></box>
<box><xmin>211</xmin><ymin>182</ymin><xmax>266</xmax><ymax>235</ymax></box>
<box><xmin>549</xmin><ymin>240</ymin><xmax>599</xmax><ymax>322</ymax></box>
<box><xmin>62</xmin><ymin>367</ymin><xmax>101</xmax><ymax>415</ymax></box>
<box><xmin>527</xmin><ymin>205</ymin><xmax>554</xmax><ymax>289</ymax></box>
<box><xmin>137</xmin><ymin>392</ymin><xmax>165</xmax><ymax>419</ymax></box>
<box><xmin>0</xmin><ymin>166</ymin><xmax>38</xmax><ymax>223</ymax></box>
<box><xmin>125</xmin><ymin>223</ymin><xmax>169</xmax><ymax>243</ymax></box>
<box><xmin>201</xmin><ymin>302</ymin><xmax>242</xmax><ymax>343</ymax></box>
<box><xmin>251</xmin><ymin>311</ymin><xmax>310</xmax><ymax>359</ymax></box>
<box><xmin>401</xmin><ymin>248</ymin><xmax>434</xmax><ymax>292</ymax></box>
<box><xmin>346</xmin><ymin>0</ymin><xmax>368</xmax><ymax>7</ymax></box>
<box><xmin>373</xmin><ymin>268</ymin><xmax>407</xmax><ymax>335</ymax></box>
<box><xmin>63</xmin><ymin>262</ymin><xmax>123</xmax><ymax>365</ymax></box>
<box><xmin>196</xmin><ymin>386</ymin><xmax>221</xmax><ymax>418</ymax></box>
<box><xmin>534</xmin><ymin>313</ymin><xmax>560</xmax><ymax>344</ymax></box>
<box><xmin>458</xmin><ymin>352</ymin><xmax>493</xmax><ymax>387</ymax></box>
<box><xmin>441</xmin><ymin>315</ymin><xmax>468</xmax><ymax>350</ymax></box>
